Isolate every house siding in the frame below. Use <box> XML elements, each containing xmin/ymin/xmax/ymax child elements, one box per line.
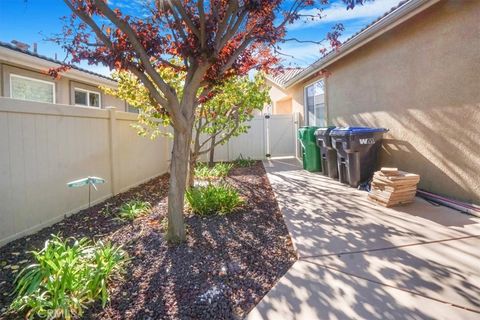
<box><xmin>324</xmin><ymin>0</ymin><xmax>480</xmax><ymax>203</ymax></box>
<box><xmin>0</xmin><ymin>61</ymin><xmax>126</xmax><ymax>111</ymax></box>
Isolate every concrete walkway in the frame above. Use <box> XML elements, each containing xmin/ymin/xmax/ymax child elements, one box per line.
<box><xmin>247</xmin><ymin>158</ymin><xmax>480</xmax><ymax>320</ymax></box>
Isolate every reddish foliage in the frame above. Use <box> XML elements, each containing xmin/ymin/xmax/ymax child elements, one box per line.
<box><xmin>45</xmin><ymin>65</ymin><xmax>71</xmax><ymax>79</ymax></box>
<box><xmin>52</xmin><ymin>0</ymin><xmax>365</xmax><ymax>110</ymax></box>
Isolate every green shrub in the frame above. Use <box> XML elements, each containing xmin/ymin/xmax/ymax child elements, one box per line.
<box><xmin>234</xmin><ymin>154</ymin><xmax>256</xmax><ymax>167</ymax></box>
<box><xmin>186</xmin><ymin>184</ymin><xmax>244</xmax><ymax>216</ymax></box>
<box><xmin>194</xmin><ymin>162</ymin><xmax>234</xmax><ymax>180</ymax></box>
<box><xmin>117</xmin><ymin>200</ymin><xmax>151</xmax><ymax>221</ymax></box>
<box><xmin>9</xmin><ymin>235</ymin><xmax>127</xmax><ymax>320</ymax></box>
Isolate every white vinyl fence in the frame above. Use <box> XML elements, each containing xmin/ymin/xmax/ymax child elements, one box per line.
<box><xmin>0</xmin><ymin>97</ymin><xmax>170</xmax><ymax>246</ymax></box>
<box><xmin>0</xmin><ymin>99</ymin><xmax>297</xmax><ymax>246</ymax></box>
<box><xmin>200</xmin><ymin>113</ymin><xmax>298</xmax><ymax>162</ymax></box>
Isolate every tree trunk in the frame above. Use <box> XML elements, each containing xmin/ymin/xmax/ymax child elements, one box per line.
<box><xmin>208</xmin><ymin>134</ymin><xmax>216</xmax><ymax>167</ymax></box>
<box><xmin>187</xmin><ymin>155</ymin><xmax>196</xmax><ymax>188</ymax></box>
<box><xmin>166</xmin><ymin>127</ymin><xmax>192</xmax><ymax>243</ymax></box>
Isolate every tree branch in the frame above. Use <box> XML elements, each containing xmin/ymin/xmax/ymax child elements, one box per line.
<box><xmin>170</xmin><ymin>0</ymin><xmax>201</xmax><ymax>39</ymax></box>
<box><xmin>197</xmin><ymin>0</ymin><xmax>206</xmax><ymax>50</ymax></box>
<box><xmin>197</xmin><ymin>110</ymin><xmax>242</xmax><ymax>156</ymax></box>
<box><xmin>92</xmin><ymin>0</ymin><xmax>188</xmax><ymax>131</ymax></box>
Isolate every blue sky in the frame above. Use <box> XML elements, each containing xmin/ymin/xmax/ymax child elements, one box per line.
<box><xmin>0</xmin><ymin>0</ymin><xmax>401</xmax><ymax>76</ymax></box>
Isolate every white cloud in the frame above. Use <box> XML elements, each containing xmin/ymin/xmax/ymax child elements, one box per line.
<box><xmin>289</xmin><ymin>0</ymin><xmax>401</xmax><ymax>30</ymax></box>
<box><xmin>278</xmin><ymin>43</ymin><xmax>324</xmax><ymax>66</ymax></box>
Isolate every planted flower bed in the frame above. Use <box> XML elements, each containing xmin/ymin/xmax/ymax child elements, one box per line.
<box><xmin>0</xmin><ymin>161</ymin><xmax>295</xmax><ymax>320</ymax></box>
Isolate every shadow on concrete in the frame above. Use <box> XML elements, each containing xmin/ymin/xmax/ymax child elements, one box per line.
<box><xmin>247</xmin><ymin>159</ymin><xmax>480</xmax><ymax>319</ymax></box>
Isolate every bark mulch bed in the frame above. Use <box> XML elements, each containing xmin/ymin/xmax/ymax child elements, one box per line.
<box><xmin>0</xmin><ymin>161</ymin><xmax>296</xmax><ymax>319</ymax></box>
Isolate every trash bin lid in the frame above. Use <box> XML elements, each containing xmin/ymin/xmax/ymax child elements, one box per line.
<box><xmin>314</xmin><ymin>126</ymin><xmax>335</xmax><ymax>136</ymax></box>
<box><xmin>331</xmin><ymin>126</ymin><xmax>388</xmax><ymax>136</ymax></box>
<box><xmin>299</xmin><ymin>126</ymin><xmax>320</xmax><ymax>131</ymax></box>
<box><xmin>299</xmin><ymin>126</ymin><xmax>320</xmax><ymax>141</ymax></box>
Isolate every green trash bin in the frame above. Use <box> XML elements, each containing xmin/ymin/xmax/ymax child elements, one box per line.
<box><xmin>298</xmin><ymin>126</ymin><xmax>321</xmax><ymax>172</ymax></box>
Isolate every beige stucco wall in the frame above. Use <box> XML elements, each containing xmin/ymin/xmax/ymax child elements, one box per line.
<box><xmin>266</xmin><ymin>79</ymin><xmax>305</xmax><ymax>121</ymax></box>
<box><xmin>325</xmin><ymin>0</ymin><xmax>480</xmax><ymax>203</ymax></box>
<box><xmin>274</xmin><ymin>98</ymin><xmax>292</xmax><ymax>114</ymax></box>
<box><xmin>0</xmin><ymin>62</ymin><xmax>126</xmax><ymax>110</ymax></box>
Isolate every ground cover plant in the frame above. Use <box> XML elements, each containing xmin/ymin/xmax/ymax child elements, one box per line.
<box><xmin>8</xmin><ymin>236</ymin><xmax>127</xmax><ymax>320</ymax></box>
<box><xmin>117</xmin><ymin>200</ymin><xmax>152</xmax><ymax>221</ymax></box>
<box><xmin>234</xmin><ymin>155</ymin><xmax>256</xmax><ymax>168</ymax></box>
<box><xmin>0</xmin><ymin>162</ymin><xmax>295</xmax><ymax>319</ymax></box>
<box><xmin>186</xmin><ymin>183</ymin><xmax>244</xmax><ymax>216</ymax></box>
<box><xmin>194</xmin><ymin>162</ymin><xmax>234</xmax><ymax>181</ymax></box>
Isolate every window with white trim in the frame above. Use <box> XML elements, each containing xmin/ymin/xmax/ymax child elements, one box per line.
<box><xmin>127</xmin><ymin>103</ymin><xmax>139</xmax><ymax>114</ymax></box>
<box><xmin>304</xmin><ymin>79</ymin><xmax>325</xmax><ymax>126</ymax></box>
<box><xmin>74</xmin><ymin>88</ymin><xmax>101</xmax><ymax>107</ymax></box>
<box><xmin>10</xmin><ymin>74</ymin><xmax>55</xmax><ymax>104</ymax></box>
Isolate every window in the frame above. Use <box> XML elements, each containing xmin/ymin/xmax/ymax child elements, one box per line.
<box><xmin>304</xmin><ymin>80</ymin><xmax>325</xmax><ymax>126</ymax></box>
<box><xmin>127</xmin><ymin>103</ymin><xmax>139</xmax><ymax>114</ymax></box>
<box><xmin>10</xmin><ymin>74</ymin><xmax>55</xmax><ymax>104</ymax></box>
<box><xmin>74</xmin><ymin>88</ymin><xmax>101</xmax><ymax>107</ymax></box>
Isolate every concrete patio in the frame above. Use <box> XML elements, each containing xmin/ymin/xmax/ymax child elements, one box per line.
<box><xmin>247</xmin><ymin>158</ymin><xmax>480</xmax><ymax>320</ymax></box>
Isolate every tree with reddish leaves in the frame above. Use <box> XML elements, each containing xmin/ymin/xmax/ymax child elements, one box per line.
<box><xmin>57</xmin><ymin>0</ymin><xmax>366</xmax><ymax>242</ymax></box>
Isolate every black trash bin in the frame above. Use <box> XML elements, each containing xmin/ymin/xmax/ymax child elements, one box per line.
<box><xmin>314</xmin><ymin>127</ymin><xmax>337</xmax><ymax>179</ymax></box>
<box><xmin>330</xmin><ymin>127</ymin><xmax>388</xmax><ymax>187</ymax></box>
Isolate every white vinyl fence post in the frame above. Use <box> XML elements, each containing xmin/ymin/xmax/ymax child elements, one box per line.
<box><xmin>294</xmin><ymin>112</ymin><xmax>301</xmax><ymax>160</ymax></box>
<box><xmin>107</xmin><ymin>107</ymin><xmax>120</xmax><ymax>195</ymax></box>
<box><xmin>264</xmin><ymin>113</ymin><xmax>270</xmax><ymax>159</ymax></box>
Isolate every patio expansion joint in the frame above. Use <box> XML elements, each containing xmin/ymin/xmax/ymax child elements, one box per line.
<box><xmin>294</xmin><ymin>234</ymin><xmax>480</xmax><ymax>315</ymax></box>
<box><xmin>301</xmin><ymin>259</ymin><xmax>480</xmax><ymax>314</ymax></box>
<box><xmin>295</xmin><ymin>234</ymin><xmax>480</xmax><ymax>260</ymax></box>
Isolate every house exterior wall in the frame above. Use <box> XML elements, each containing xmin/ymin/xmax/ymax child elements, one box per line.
<box><xmin>274</xmin><ymin>98</ymin><xmax>292</xmax><ymax>114</ymax></box>
<box><xmin>69</xmin><ymin>80</ymin><xmax>127</xmax><ymax>111</ymax></box>
<box><xmin>0</xmin><ymin>63</ymin><xmax>3</xmax><ymax>96</ymax></box>
<box><xmin>266</xmin><ymin>79</ymin><xmax>305</xmax><ymax>121</ymax></box>
<box><xmin>0</xmin><ymin>60</ymin><xmax>126</xmax><ymax>111</ymax></box>
<box><xmin>324</xmin><ymin>0</ymin><xmax>480</xmax><ymax>203</ymax></box>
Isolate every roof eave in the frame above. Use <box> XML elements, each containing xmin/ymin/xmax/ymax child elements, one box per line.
<box><xmin>283</xmin><ymin>0</ymin><xmax>441</xmax><ymax>88</ymax></box>
<box><xmin>265</xmin><ymin>69</ymin><xmax>303</xmax><ymax>89</ymax></box>
<box><xmin>265</xmin><ymin>75</ymin><xmax>286</xmax><ymax>89</ymax></box>
<box><xmin>0</xmin><ymin>46</ymin><xmax>117</xmax><ymax>87</ymax></box>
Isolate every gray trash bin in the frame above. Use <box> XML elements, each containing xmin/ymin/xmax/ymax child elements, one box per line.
<box><xmin>330</xmin><ymin>127</ymin><xmax>388</xmax><ymax>187</ymax></box>
<box><xmin>314</xmin><ymin>127</ymin><xmax>337</xmax><ymax>179</ymax></box>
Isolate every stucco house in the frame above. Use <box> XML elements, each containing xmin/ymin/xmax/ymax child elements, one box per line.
<box><xmin>266</xmin><ymin>0</ymin><xmax>480</xmax><ymax>204</ymax></box>
<box><xmin>0</xmin><ymin>40</ymin><xmax>131</xmax><ymax>111</ymax></box>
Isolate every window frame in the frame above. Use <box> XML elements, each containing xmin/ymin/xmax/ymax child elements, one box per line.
<box><xmin>74</xmin><ymin>87</ymin><xmax>102</xmax><ymax>108</ymax></box>
<box><xmin>9</xmin><ymin>73</ymin><xmax>56</xmax><ymax>104</ymax></box>
<box><xmin>127</xmin><ymin>103</ymin><xmax>140</xmax><ymax>114</ymax></box>
<box><xmin>303</xmin><ymin>78</ymin><xmax>326</xmax><ymax>127</ymax></box>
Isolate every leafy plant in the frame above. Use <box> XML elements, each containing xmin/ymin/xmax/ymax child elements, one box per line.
<box><xmin>117</xmin><ymin>200</ymin><xmax>151</xmax><ymax>221</ymax></box>
<box><xmin>194</xmin><ymin>162</ymin><xmax>234</xmax><ymax>180</ymax></box>
<box><xmin>234</xmin><ymin>155</ymin><xmax>256</xmax><ymax>168</ymax></box>
<box><xmin>99</xmin><ymin>202</ymin><xmax>113</xmax><ymax>216</ymax></box>
<box><xmin>9</xmin><ymin>235</ymin><xmax>127</xmax><ymax>320</ymax></box>
<box><xmin>185</xmin><ymin>184</ymin><xmax>244</xmax><ymax>216</ymax></box>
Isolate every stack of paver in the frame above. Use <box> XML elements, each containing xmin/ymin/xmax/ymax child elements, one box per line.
<box><xmin>368</xmin><ymin>167</ymin><xmax>420</xmax><ymax>207</ymax></box>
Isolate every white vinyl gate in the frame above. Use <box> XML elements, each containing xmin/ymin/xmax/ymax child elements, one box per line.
<box><xmin>201</xmin><ymin>113</ymin><xmax>298</xmax><ymax>162</ymax></box>
<box><xmin>265</xmin><ymin>114</ymin><xmax>297</xmax><ymax>158</ymax></box>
